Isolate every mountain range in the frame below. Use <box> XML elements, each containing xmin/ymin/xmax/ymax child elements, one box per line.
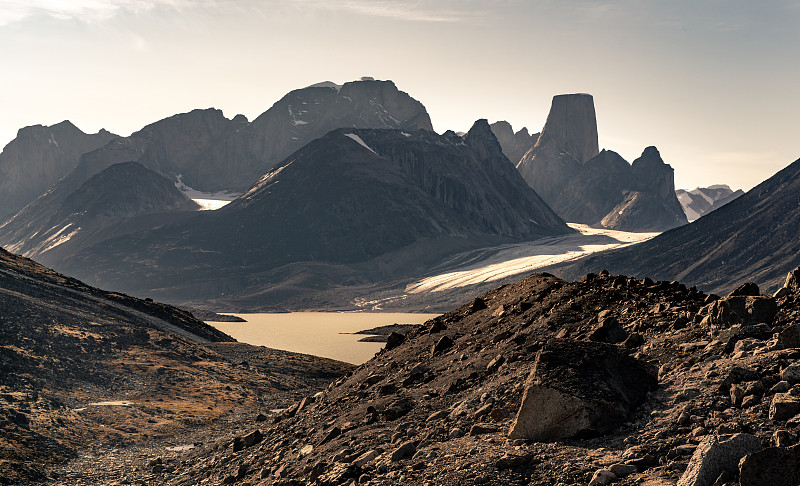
<box><xmin>676</xmin><ymin>184</ymin><xmax>744</xmax><ymax>221</ymax></box>
<box><xmin>52</xmin><ymin>121</ymin><xmax>572</xmax><ymax>308</ymax></box>
<box><xmin>552</xmin><ymin>156</ymin><xmax>800</xmax><ymax>294</ymax></box>
<box><xmin>516</xmin><ymin>94</ymin><xmax>688</xmax><ymax>232</ymax></box>
<box><xmin>0</xmin><ymin>162</ymin><xmax>199</xmax><ymax>263</ymax></box>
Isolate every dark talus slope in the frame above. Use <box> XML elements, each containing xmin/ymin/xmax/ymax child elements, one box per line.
<box><xmin>58</xmin><ymin>121</ymin><xmax>572</xmax><ymax>308</ymax></box>
<box><xmin>0</xmin><ymin>246</ymin><xmax>352</xmax><ymax>484</ymax></box>
<box><xmin>152</xmin><ymin>268</ymin><xmax>800</xmax><ymax>486</ymax></box>
<box><xmin>0</xmin><ymin>161</ymin><xmax>199</xmax><ymax>265</ymax></box>
<box><xmin>552</xmin><ymin>156</ymin><xmax>800</xmax><ymax>295</ymax></box>
<box><xmin>677</xmin><ymin>184</ymin><xmax>745</xmax><ymax>221</ymax></box>
<box><xmin>0</xmin><ymin>121</ymin><xmax>118</xmax><ymax>220</ymax></box>
<box><xmin>516</xmin><ymin>95</ymin><xmax>687</xmax><ymax>232</ymax></box>
<box><xmin>490</xmin><ymin>121</ymin><xmax>538</xmax><ymax>166</ymax></box>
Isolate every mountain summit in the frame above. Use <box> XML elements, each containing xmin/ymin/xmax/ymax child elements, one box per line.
<box><xmin>516</xmin><ymin>94</ymin><xmax>687</xmax><ymax>232</ymax></box>
<box><xmin>0</xmin><ymin>121</ymin><xmax>118</xmax><ymax>220</ymax></box>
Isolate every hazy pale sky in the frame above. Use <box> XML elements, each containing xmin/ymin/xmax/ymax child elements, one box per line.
<box><xmin>1</xmin><ymin>0</ymin><xmax>798</xmax><ymax>190</ymax></box>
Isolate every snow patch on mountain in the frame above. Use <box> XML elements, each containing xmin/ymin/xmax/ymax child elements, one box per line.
<box><xmin>344</xmin><ymin>133</ymin><xmax>378</xmax><ymax>155</ymax></box>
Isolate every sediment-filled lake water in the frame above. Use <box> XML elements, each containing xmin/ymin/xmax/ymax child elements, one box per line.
<box><xmin>208</xmin><ymin>312</ymin><xmax>439</xmax><ymax>364</ymax></box>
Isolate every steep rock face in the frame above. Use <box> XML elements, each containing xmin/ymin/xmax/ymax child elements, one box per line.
<box><xmin>516</xmin><ymin>94</ymin><xmax>687</xmax><ymax>231</ymax></box>
<box><xmin>490</xmin><ymin>121</ymin><xmax>538</xmax><ymax>166</ymax></box>
<box><xmin>0</xmin><ymin>109</ymin><xmax>230</xmax><ymax>256</ymax></box>
<box><xmin>553</xmin><ymin>156</ymin><xmax>800</xmax><ymax>295</ymax></box>
<box><xmin>0</xmin><ymin>162</ymin><xmax>198</xmax><ymax>264</ymax></box>
<box><xmin>57</xmin><ymin>121</ymin><xmax>571</xmax><ymax>307</ymax></box>
<box><xmin>535</xmin><ymin>93</ymin><xmax>599</xmax><ymax>165</ymax></box>
<box><xmin>676</xmin><ymin>184</ymin><xmax>745</xmax><ymax>221</ymax></box>
<box><xmin>0</xmin><ymin>121</ymin><xmax>118</xmax><ymax>220</ymax></box>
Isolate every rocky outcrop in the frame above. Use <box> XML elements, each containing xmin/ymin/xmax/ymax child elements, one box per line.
<box><xmin>55</xmin><ymin>121</ymin><xmax>572</xmax><ymax>308</ymax></box>
<box><xmin>516</xmin><ymin>95</ymin><xmax>687</xmax><ymax>232</ymax></box>
<box><xmin>553</xmin><ymin>155</ymin><xmax>800</xmax><ymax>295</ymax></box>
<box><xmin>489</xmin><ymin>121</ymin><xmax>538</xmax><ymax>165</ymax></box>
<box><xmin>676</xmin><ymin>184</ymin><xmax>744</xmax><ymax>221</ymax></box>
<box><xmin>0</xmin><ymin>162</ymin><xmax>199</xmax><ymax>265</ymax></box>
<box><xmin>678</xmin><ymin>434</ymin><xmax>762</xmax><ymax>486</ymax></box>
<box><xmin>508</xmin><ymin>339</ymin><xmax>656</xmax><ymax>441</ymax></box>
<box><xmin>535</xmin><ymin>93</ymin><xmax>599</xmax><ymax>164</ymax></box>
<box><xmin>0</xmin><ymin>121</ymin><xmax>118</xmax><ymax>220</ymax></box>
<box><xmin>738</xmin><ymin>444</ymin><xmax>800</xmax><ymax>485</ymax></box>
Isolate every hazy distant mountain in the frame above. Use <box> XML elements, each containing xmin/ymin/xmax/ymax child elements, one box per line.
<box><xmin>48</xmin><ymin>78</ymin><xmax>434</xmax><ymax>197</ymax></box>
<box><xmin>0</xmin><ymin>121</ymin><xmax>118</xmax><ymax>220</ymax></box>
<box><xmin>0</xmin><ymin>162</ymin><xmax>199</xmax><ymax>264</ymax></box>
<box><xmin>490</xmin><ymin>121</ymin><xmax>538</xmax><ymax>166</ymax></box>
<box><xmin>57</xmin><ymin>121</ymin><xmax>572</xmax><ymax>308</ymax></box>
<box><xmin>676</xmin><ymin>184</ymin><xmax>744</xmax><ymax>221</ymax></box>
<box><xmin>516</xmin><ymin>94</ymin><xmax>687</xmax><ymax>232</ymax></box>
<box><xmin>551</xmin><ymin>156</ymin><xmax>800</xmax><ymax>294</ymax></box>
<box><xmin>0</xmin><ymin>79</ymin><xmax>434</xmax><ymax>254</ymax></box>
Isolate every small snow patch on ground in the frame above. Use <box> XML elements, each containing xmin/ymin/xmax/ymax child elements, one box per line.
<box><xmin>175</xmin><ymin>175</ymin><xmax>240</xmax><ymax>210</ymax></box>
<box><xmin>193</xmin><ymin>199</ymin><xmax>232</xmax><ymax>211</ymax></box>
<box><xmin>344</xmin><ymin>133</ymin><xmax>378</xmax><ymax>155</ymax></box>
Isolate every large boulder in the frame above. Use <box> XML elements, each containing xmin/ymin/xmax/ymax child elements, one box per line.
<box><xmin>739</xmin><ymin>444</ymin><xmax>800</xmax><ymax>486</ymax></box>
<box><xmin>775</xmin><ymin>266</ymin><xmax>800</xmax><ymax>298</ymax></box>
<box><xmin>677</xmin><ymin>434</ymin><xmax>761</xmax><ymax>486</ymax></box>
<box><xmin>701</xmin><ymin>295</ymin><xmax>778</xmax><ymax>331</ymax></box>
<box><xmin>508</xmin><ymin>339</ymin><xmax>656</xmax><ymax>441</ymax></box>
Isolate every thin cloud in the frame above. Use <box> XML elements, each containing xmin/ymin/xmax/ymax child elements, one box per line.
<box><xmin>0</xmin><ymin>0</ymin><xmax>196</xmax><ymax>26</ymax></box>
<box><xmin>291</xmin><ymin>0</ymin><xmax>487</xmax><ymax>23</ymax></box>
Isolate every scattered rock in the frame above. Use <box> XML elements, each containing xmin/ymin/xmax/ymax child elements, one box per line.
<box><xmin>769</xmin><ymin>393</ymin><xmax>800</xmax><ymax>421</ymax></box>
<box><xmin>390</xmin><ymin>441</ymin><xmax>416</xmax><ymax>462</ymax></box>
<box><xmin>232</xmin><ymin>430</ymin><xmax>263</xmax><ymax>452</ymax></box>
<box><xmin>588</xmin><ymin>469</ymin><xmax>616</xmax><ymax>485</ymax></box>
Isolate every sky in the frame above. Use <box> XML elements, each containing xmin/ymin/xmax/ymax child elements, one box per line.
<box><xmin>1</xmin><ymin>0</ymin><xmax>798</xmax><ymax>191</ymax></box>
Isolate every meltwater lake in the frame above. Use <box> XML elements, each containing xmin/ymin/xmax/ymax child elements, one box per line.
<box><xmin>208</xmin><ymin>312</ymin><xmax>439</xmax><ymax>364</ymax></box>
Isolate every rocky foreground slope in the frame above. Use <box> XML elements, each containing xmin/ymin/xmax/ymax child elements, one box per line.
<box><xmin>82</xmin><ymin>266</ymin><xmax>800</xmax><ymax>486</ymax></box>
<box><xmin>0</xmin><ymin>248</ymin><xmax>352</xmax><ymax>485</ymax></box>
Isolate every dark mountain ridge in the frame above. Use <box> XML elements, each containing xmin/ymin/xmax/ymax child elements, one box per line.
<box><xmin>551</xmin><ymin>155</ymin><xmax>800</xmax><ymax>294</ymax></box>
<box><xmin>0</xmin><ymin>162</ymin><xmax>199</xmax><ymax>265</ymax></box>
<box><xmin>55</xmin><ymin>121</ymin><xmax>572</xmax><ymax>308</ymax></box>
